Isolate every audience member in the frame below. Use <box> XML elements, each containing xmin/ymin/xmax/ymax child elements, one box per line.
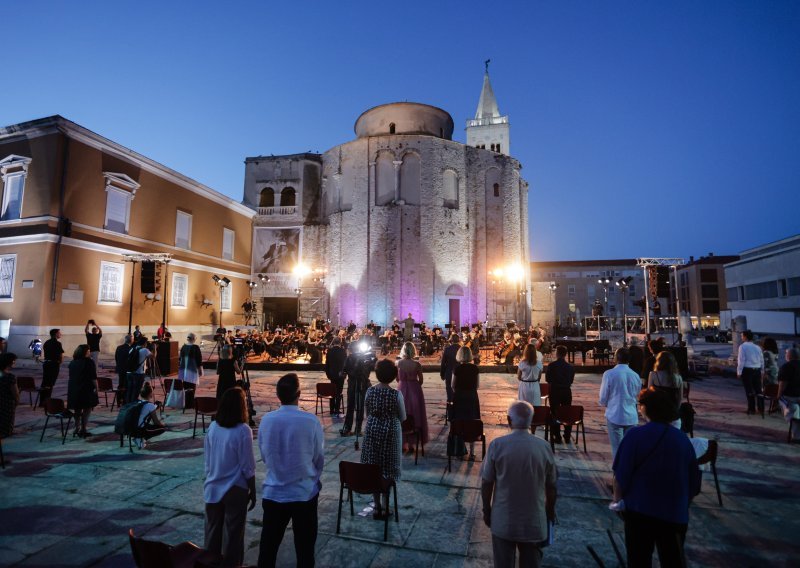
<box><xmin>761</xmin><ymin>337</ymin><xmax>779</xmax><ymax>387</ymax></box>
<box><xmin>114</xmin><ymin>335</ymin><xmax>133</xmax><ymax>392</ymax></box>
<box><xmin>324</xmin><ymin>338</ymin><xmax>347</xmax><ymax>416</ymax></box>
<box><xmin>179</xmin><ymin>333</ymin><xmax>203</xmax><ymax>408</ymax></box>
<box><xmin>627</xmin><ymin>338</ymin><xmax>644</xmax><ymax>377</ymax></box>
<box><xmin>599</xmin><ymin>348</ymin><xmax>641</xmax><ymax>460</ymax></box>
<box><xmin>452</xmin><ymin>346</ymin><xmax>481</xmax><ymax>459</ymax></box>
<box><xmin>67</xmin><ymin>344</ymin><xmax>99</xmax><ymax>438</ymax></box>
<box><xmin>41</xmin><ymin>328</ymin><xmax>64</xmax><ymax>405</ymax></box>
<box><xmin>545</xmin><ymin>345</ymin><xmax>575</xmax><ymax>444</ymax></box>
<box><xmin>737</xmin><ymin>330</ymin><xmax>764</xmax><ymax>415</ymax></box>
<box><xmin>612</xmin><ymin>388</ymin><xmax>701</xmax><ymax>567</ymax></box>
<box><xmin>215</xmin><ymin>345</ymin><xmax>242</xmax><ymax>401</ymax></box>
<box><xmin>134</xmin><ymin>382</ymin><xmax>166</xmax><ymax>448</ymax></box>
<box><xmin>258</xmin><ymin>373</ymin><xmax>323</xmax><ymax>568</ymax></box>
<box><xmin>517</xmin><ymin>343</ymin><xmax>544</xmax><ymax>407</ymax></box>
<box><xmin>340</xmin><ymin>343</ymin><xmax>373</xmax><ymax>437</ymax></box>
<box><xmin>361</xmin><ymin>359</ymin><xmax>407</xmax><ymax>519</ymax></box>
<box><xmin>778</xmin><ymin>347</ymin><xmax>800</xmax><ymax>443</ymax></box>
<box><xmin>0</xmin><ymin>353</ymin><xmax>19</xmax><ymax>440</ymax></box>
<box><xmin>204</xmin><ymin>387</ymin><xmax>256</xmax><ymax>567</ymax></box>
<box><xmin>126</xmin><ymin>338</ymin><xmax>151</xmax><ymax>404</ymax></box>
<box><xmin>397</xmin><ymin>342</ymin><xmax>429</xmax><ymax>452</ymax></box>
<box><xmin>84</xmin><ymin>320</ymin><xmax>103</xmax><ymax>367</ymax></box>
<box><xmin>641</xmin><ymin>339</ymin><xmax>664</xmax><ymax>384</ymax></box>
<box><xmin>481</xmin><ymin>400</ymin><xmax>557</xmax><ymax>568</ymax></box>
<box><xmin>440</xmin><ymin>334</ymin><xmax>461</xmax><ymax>402</ymax></box>
<box><xmin>648</xmin><ymin>351</ymin><xmax>684</xmax><ymax>428</ymax></box>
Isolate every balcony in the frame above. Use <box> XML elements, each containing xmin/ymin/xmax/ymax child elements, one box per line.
<box><xmin>258</xmin><ymin>206</ymin><xmax>297</xmax><ymax>216</ymax></box>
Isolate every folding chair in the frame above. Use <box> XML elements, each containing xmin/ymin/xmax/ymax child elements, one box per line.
<box><xmin>554</xmin><ymin>405</ymin><xmax>586</xmax><ymax>452</ymax></box>
<box><xmin>401</xmin><ymin>415</ymin><xmax>424</xmax><ymax>465</ymax></box>
<box><xmin>128</xmin><ymin>528</ymin><xmax>222</xmax><ymax>568</ymax></box>
<box><xmin>336</xmin><ymin>461</ymin><xmax>398</xmax><ymax>541</ymax></box>
<box><xmin>315</xmin><ymin>382</ymin><xmax>343</xmax><ymax>416</ymax></box>
<box><xmin>696</xmin><ymin>440</ymin><xmax>722</xmax><ymax>506</ymax></box>
<box><xmin>16</xmin><ymin>376</ymin><xmax>45</xmax><ymax>409</ymax></box>
<box><xmin>759</xmin><ymin>384</ymin><xmax>780</xmax><ymax>418</ymax></box>
<box><xmin>39</xmin><ymin>398</ymin><xmax>74</xmax><ymax>445</ymax></box>
<box><xmin>193</xmin><ymin>397</ymin><xmax>218</xmax><ymax>438</ymax></box>
<box><xmin>447</xmin><ymin>419</ymin><xmax>486</xmax><ymax>472</ymax></box>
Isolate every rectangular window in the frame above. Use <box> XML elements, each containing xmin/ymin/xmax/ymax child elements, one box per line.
<box><xmin>171</xmin><ymin>273</ymin><xmax>188</xmax><ymax>308</ymax></box>
<box><xmin>788</xmin><ymin>277</ymin><xmax>800</xmax><ymax>296</ymax></box>
<box><xmin>778</xmin><ymin>279</ymin><xmax>788</xmax><ymax>297</ymax></box>
<box><xmin>0</xmin><ymin>254</ymin><xmax>16</xmax><ymax>300</ymax></box>
<box><xmin>726</xmin><ymin>287</ymin><xmax>739</xmax><ymax>302</ymax></box>
<box><xmin>98</xmin><ymin>261</ymin><xmax>124</xmax><ymax>304</ymax></box>
<box><xmin>702</xmin><ymin>300</ymin><xmax>720</xmax><ymax>314</ymax></box>
<box><xmin>567</xmin><ymin>284</ymin><xmax>576</xmax><ymax>298</ymax></box>
<box><xmin>743</xmin><ymin>281</ymin><xmax>778</xmax><ymax>300</ymax></box>
<box><xmin>701</xmin><ymin>284</ymin><xmax>719</xmax><ymax>298</ymax></box>
<box><xmin>175</xmin><ymin>210</ymin><xmax>192</xmax><ymax>249</ymax></box>
<box><xmin>1</xmin><ymin>172</ymin><xmax>25</xmax><ymax>221</ymax></box>
<box><xmin>700</xmin><ymin>269</ymin><xmax>717</xmax><ymax>283</ymax></box>
<box><xmin>222</xmin><ymin>228</ymin><xmax>235</xmax><ymax>261</ymax></box>
<box><xmin>220</xmin><ymin>283</ymin><xmax>232</xmax><ymax>310</ymax></box>
<box><xmin>104</xmin><ymin>187</ymin><xmax>131</xmax><ymax>233</ymax></box>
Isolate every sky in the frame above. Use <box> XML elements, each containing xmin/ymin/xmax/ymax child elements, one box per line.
<box><xmin>3</xmin><ymin>1</ymin><xmax>798</xmax><ymax>262</ymax></box>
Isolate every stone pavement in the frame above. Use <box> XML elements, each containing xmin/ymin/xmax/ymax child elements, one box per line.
<box><xmin>1</xmin><ymin>358</ymin><xmax>799</xmax><ymax>567</ymax></box>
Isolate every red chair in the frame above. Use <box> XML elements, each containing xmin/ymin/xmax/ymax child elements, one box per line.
<box><xmin>39</xmin><ymin>398</ymin><xmax>74</xmax><ymax>445</ymax></box>
<box><xmin>696</xmin><ymin>440</ymin><xmax>722</xmax><ymax>506</ymax></box>
<box><xmin>97</xmin><ymin>376</ymin><xmax>124</xmax><ymax>409</ymax></box>
<box><xmin>315</xmin><ymin>382</ymin><xmax>343</xmax><ymax>416</ymax></box>
<box><xmin>539</xmin><ymin>382</ymin><xmax>550</xmax><ymax>406</ymax></box>
<box><xmin>401</xmin><ymin>415</ymin><xmax>424</xmax><ymax>465</ymax></box>
<box><xmin>336</xmin><ymin>461</ymin><xmax>398</xmax><ymax>541</ymax></box>
<box><xmin>759</xmin><ymin>384</ymin><xmax>780</xmax><ymax>418</ymax></box>
<box><xmin>193</xmin><ymin>397</ymin><xmax>218</xmax><ymax>438</ymax></box>
<box><xmin>530</xmin><ymin>405</ymin><xmax>551</xmax><ymax>443</ymax></box>
<box><xmin>128</xmin><ymin>528</ymin><xmax>222</xmax><ymax>568</ymax></box>
<box><xmin>16</xmin><ymin>376</ymin><xmax>45</xmax><ymax>409</ymax></box>
<box><xmin>554</xmin><ymin>405</ymin><xmax>586</xmax><ymax>452</ymax></box>
<box><xmin>447</xmin><ymin>419</ymin><xmax>486</xmax><ymax>472</ymax></box>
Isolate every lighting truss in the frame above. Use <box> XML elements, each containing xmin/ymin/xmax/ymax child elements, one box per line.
<box><xmin>636</xmin><ymin>257</ymin><xmax>685</xmax><ymax>267</ymax></box>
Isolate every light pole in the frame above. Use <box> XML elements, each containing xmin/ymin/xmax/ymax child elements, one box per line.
<box><xmin>616</xmin><ymin>276</ymin><xmax>632</xmax><ymax>346</ymax></box>
<box><xmin>490</xmin><ymin>268</ymin><xmax>504</xmax><ymax>326</ymax></box>
<box><xmin>548</xmin><ymin>282</ymin><xmax>559</xmax><ymax>337</ymax></box>
<box><xmin>598</xmin><ymin>277</ymin><xmax>611</xmax><ymax>329</ymax></box>
<box><xmin>211</xmin><ymin>275</ymin><xmax>230</xmax><ymax>329</ymax></box>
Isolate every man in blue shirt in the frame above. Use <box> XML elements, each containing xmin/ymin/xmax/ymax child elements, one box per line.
<box><xmin>613</xmin><ymin>388</ymin><xmax>701</xmax><ymax>567</ymax></box>
<box><xmin>599</xmin><ymin>348</ymin><xmax>642</xmax><ymax>459</ymax></box>
<box><xmin>258</xmin><ymin>373</ymin><xmax>324</xmax><ymax>568</ymax></box>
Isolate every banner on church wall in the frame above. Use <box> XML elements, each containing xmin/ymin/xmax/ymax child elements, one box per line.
<box><xmin>252</xmin><ymin>227</ymin><xmax>303</xmax><ymax>297</ymax></box>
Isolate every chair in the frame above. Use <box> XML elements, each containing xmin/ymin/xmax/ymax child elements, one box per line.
<box><xmin>759</xmin><ymin>384</ymin><xmax>780</xmax><ymax>418</ymax></box>
<box><xmin>447</xmin><ymin>419</ymin><xmax>486</xmax><ymax>472</ymax></box>
<box><xmin>128</xmin><ymin>528</ymin><xmax>222</xmax><ymax>568</ymax></box>
<box><xmin>696</xmin><ymin>440</ymin><xmax>722</xmax><ymax>506</ymax></box>
<box><xmin>39</xmin><ymin>398</ymin><xmax>74</xmax><ymax>445</ymax></box>
<box><xmin>315</xmin><ymin>382</ymin><xmax>343</xmax><ymax>416</ymax></box>
<box><xmin>530</xmin><ymin>405</ymin><xmax>551</xmax><ymax>442</ymax></box>
<box><xmin>16</xmin><ymin>376</ymin><xmax>44</xmax><ymax>408</ymax></box>
<box><xmin>193</xmin><ymin>397</ymin><xmax>218</xmax><ymax>438</ymax></box>
<box><xmin>336</xmin><ymin>461</ymin><xmax>398</xmax><ymax>542</ymax></box>
<box><xmin>540</xmin><ymin>382</ymin><xmax>550</xmax><ymax>406</ymax></box>
<box><xmin>97</xmin><ymin>376</ymin><xmax>125</xmax><ymax>409</ymax></box>
<box><xmin>401</xmin><ymin>415</ymin><xmax>424</xmax><ymax>465</ymax></box>
<box><xmin>553</xmin><ymin>405</ymin><xmax>586</xmax><ymax>452</ymax></box>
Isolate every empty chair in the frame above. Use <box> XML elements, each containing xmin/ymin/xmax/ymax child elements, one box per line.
<box><xmin>128</xmin><ymin>528</ymin><xmax>222</xmax><ymax>568</ymax></box>
<box><xmin>553</xmin><ymin>405</ymin><xmax>587</xmax><ymax>452</ymax></box>
<box><xmin>540</xmin><ymin>382</ymin><xmax>550</xmax><ymax>406</ymax></box>
<box><xmin>696</xmin><ymin>440</ymin><xmax>722</xmax><ymax>506</ymax></box>
<box><xmin>530</xmin><ymin>405</ymin><xmax>551</xmax><ymax>443</ymax></box>
<box><xmin>401</xmin><ymin>415</ymin><xmax>424</xmax><ymax>465</ymax></box>
<box><xmin>447</xmin><ymin>419</ymin><xmax>486</xmax><ymax>472</ymax></box>
<box><xmin>97</xmin><ymin>376</ymin><xmax>124</xmax><ymax>409</ymax></box>
<box><xmin>16</xmin><ymin>376</ymin><xmax>44</xmax><ymax>408</ymax></box>
<box><xmin>759</xmin><ymin>384</ymin><xmax>780</xmax><ymax>418</ymax></box>
<box><xmin>39</xmin><ymin>398</ymin><xmax>74</xmax><ymax>445</ymax></box>
<box><xmin>315</xmin><ymin>382</ymin><xmax>342</xmax><ymax>416</ymax></box>
<box><xmin>193</xmin><ymin>397</ymin><xmax>218</xmax><ymax>438</ymax></box>
<box><xmin>336</xmin><ymin>461</ymin><xmax>398</xmax><ymax>541</ymax></box>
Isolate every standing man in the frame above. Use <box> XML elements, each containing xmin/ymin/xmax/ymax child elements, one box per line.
<box><xmin>114</xmin><ymin>335</ymin><xmax>133</xmax><ymax>391</ymax></box>
<box><xmin>85</xmin><ymin>320</ymin><xmax>102</xmax><ymax>367</ymax></box>
<box><xmin>440</xmin><ymin>334</ymin><xmax>461</xmax><ymax>403</ymax></box>
<box><xmin>777</xmin><ymin>347</ymin><xmax>800</xmax><ymax>442</ymax></box>
<box><xmin>481</xmin><ymin>400</ymin><xmax>557</xmax><ymax>568</ymax></box>
<box><xmin>324</xmin><ymin>338</ymin><xmax>347</xmax><ymax>416</ymax></box>
<box><xmin>258</xmin><ymin>373</ymin><xmax>323</xmax><ymax>568</ymax></box>
<box><xmin>126</xmin><ymin>338</ymin><xmax>151</xmax><ymax>404</ymax></box>
<box><xmin>41</xmin><ymin>328</ymin><xmax>64</xmax><ymax>405</ymax></box>
<box><xmin>403</xmin><ymin>312</ymin><xmax>415</xmax><ymax>342</ymax></box>
<box><xmin>737</xmin><ymin>329</ymin><xmax>764</xmax><ymax>415</ymax></box>
<box><xmin>339</xmin><ymin>344</ymin><xmax>373</xmax><ymax>437</ymax></box>
<box><xmin>598</xmin><ymin>348</ymin><xmax>642</xmax><ymax>460</ymax></box>
<box><xmin>545</xmin><ymin>345</ymin><xmax>575</xmax><ymax>444</ymax></box>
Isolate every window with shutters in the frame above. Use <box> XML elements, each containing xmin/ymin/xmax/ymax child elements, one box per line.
<box><xmin>0</xmin><ymin>254</ymin><xmax>16</xmax><ymax>301</ymax></box>
<box><xmin>98</xmin><ymin>261</ymin><xmax>124</xmax><ymax>305</ymax></box>
<box><xmin>220</xmin><ymin>283</ymin><xmax>232</xmax><ymax>311</ymax></box>
<box><xmin>175</xmin><ymin>210</ymin><xmax>192</xmax><ymax>249</ymax></box>
<box><xmin>1</xmin><ymin>155</ymin><xmax>32</xmax><ymax>221</ymax></box>
<box><xmin>102</xmin><ymin>172</ymin><xmax>138</xmax><ymax>233</ymax></box>
<box><xmin>222</xmin><ymin>228</ymin><xmax>235</xmax><ymax>260</ymax></box>
<box><xmin>171</xmin><ymin>273</ymin><xmax>188</xmax><ymax>308</ymax></box>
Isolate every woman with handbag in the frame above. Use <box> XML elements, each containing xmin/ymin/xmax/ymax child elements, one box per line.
<box><xmin>179</xmin><ymin>333</ymin><xmax>203</xmax><ymax>409</ymax></box>
<box><xmin>67</xmin><ymin>344</ymin><xmax>99</xmax><ymax>438</ymax></box>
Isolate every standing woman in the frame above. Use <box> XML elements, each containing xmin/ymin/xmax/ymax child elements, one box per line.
<box><xmin>762</xmin><ymin>337</ymin><xmax>780</xmax><ymax>387</ymax></box>
<box><xmin>204</xmin><ymin>387</ymin><xmax>256</xmax><ymax>567</ymax></box>
<box><xmin>215</xmin><ymin>345</ymin><xmax>242</xmax><ymax>401</ymax></box>
<box><xmin>397</xmin><ymin>342</ymin><xmax>429</xmax><ymax>453</ymax></box>
<box><xmin>361</xmin><ymin>359</ymin><xmax>406</xmax><ymax>519</ymax></box>
<box><xmin>451</xmin><ymin>346</ymin><xmax>481</xmax><ymax>459</ymax></box>
<box><xmin>517</xmin><ymin>343</ymin><xmax>544</xmax><ymax>406</ymax></box>
<box><xmin>67</xmin><ymin>345</ymin><xmax>99</xmax><ymax>438</ymax></box>
<box><xmin>648</xmin><ymin>351</ymin><xmax>683</xmax><ymax>427</ymax></box>
<box><xmin>179</xmin><ymin>333</ymin><xmax>203</xmax><ymax>408</ymax></box>
<box><xmin>0</xmin><ymin>353</ymin><xmax>20</xmax><ymax>441</ymax></box>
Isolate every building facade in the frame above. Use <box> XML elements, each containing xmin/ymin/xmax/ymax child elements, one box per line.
<box><xmin>243</xmin><ymin>73</ymin><xmax>531</xmax><ymax>329</ymax></box>
<box><xmin>0</xmin><ymin>116</ymin><xmax>254</xmax><ymax>354</ymax></box>
<box><xmin>675</xmin><ymin>253</ymin><xmax>739</xmax><ymax>328</ymax></box>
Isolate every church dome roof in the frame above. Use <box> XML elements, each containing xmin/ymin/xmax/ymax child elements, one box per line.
<box><xmin>354</xmin><ymin>102</ymin><xmax>454</xmax><ymax>140</ymax></box>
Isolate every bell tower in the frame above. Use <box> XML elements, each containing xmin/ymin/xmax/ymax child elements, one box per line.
<box><xmin>466</xmin><ymin>60</ymin><xmax>510</xmax><ymax>154</ymax></box>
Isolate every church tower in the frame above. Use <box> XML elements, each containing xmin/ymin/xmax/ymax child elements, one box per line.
<box><xmin>466</xmin><ymin>62</ymin><xmax>510</xmax><ymax>154</ymax></box>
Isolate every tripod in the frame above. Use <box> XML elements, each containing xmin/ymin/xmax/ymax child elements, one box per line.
<box><xmin>146</xmin><ymin>350</ymin><xmax>165</xmax><ymax>417</ymax></box>
<box><xmin>235</xmin><ymin>352</ymin><xmax>257</xmax><ymax>428</ymax></box>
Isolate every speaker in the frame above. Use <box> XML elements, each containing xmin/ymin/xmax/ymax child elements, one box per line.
<box><xmin>656</xmin><ymin>266</ymin><xmax>671</xmax><ymax>299</ymax></box>
<box><xmin>141</xmin><ymin>261</ymin><xmax>156</xmax><ymax>294</ymax></box>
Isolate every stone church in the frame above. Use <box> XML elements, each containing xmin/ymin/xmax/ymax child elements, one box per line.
<box><xmin>242</xmin><ymin>70</ymin><xmax>531</xmax><ymax>329</ymax></box>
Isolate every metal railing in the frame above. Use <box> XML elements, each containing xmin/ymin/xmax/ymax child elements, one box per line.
<box><xmin>257</xmin><ymin>206</ymin><xmax>297</xmax><ymax>216</ymax></box>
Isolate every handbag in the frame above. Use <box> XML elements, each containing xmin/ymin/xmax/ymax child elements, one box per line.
<box><xmin>165</xmin><ymin>380</ymin><xmax>185</xmax><ymax>409</ymax></box>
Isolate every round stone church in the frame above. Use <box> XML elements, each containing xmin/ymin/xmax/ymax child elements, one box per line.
<box><xmin>242</xmin><ymin>71</ymin><xmax>530</xmax><ymax>329</ymax></box>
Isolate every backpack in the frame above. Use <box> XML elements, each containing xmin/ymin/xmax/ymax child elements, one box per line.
<box><xmin>126</xmin><ymin>346</ymin><xmax>142</xmax><ymax>373</ymax></box>
<box><xmin>115</xmin><ymin>400</ymin><xmax>146</xmax><ymax>436</ymax></box>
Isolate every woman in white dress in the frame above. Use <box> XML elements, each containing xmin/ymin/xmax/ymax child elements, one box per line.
<box><xmin>517</xmin><ymin>343</ymin><xmax>544</xmax><ymax>406</ymax></box>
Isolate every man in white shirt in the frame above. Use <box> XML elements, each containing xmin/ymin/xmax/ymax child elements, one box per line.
<box><xmin>258</xmin><ymin>373</ymin><xmax>324</xmax><ymax>568</ymax></box>
<box><xmin>599</xmin><ymin>348</ymin><xmax>642</xmax><ymax>460</ymax></box>
<box><xmin>737</xmin><ymin>329</ymin><xmax>764</xmax><ymax>415</ymax></box>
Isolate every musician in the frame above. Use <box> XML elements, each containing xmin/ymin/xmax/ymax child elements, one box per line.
<box><xmin>379</xmin><ymin>329</ymin><xmax>394</xmax><ymax>356</ymax></box>
<box><xmin>419</xmin><ymin>326</ymin><xmax>433</xmax><ymax>357</ymax></box>
<box><xmin>403</xmin><ymin>313</ymin><xmax>415</xmax><ymax>341</ymax></box>
<box><xmin>391</xmin><ymin>319</ymin><xmax>401</xmax><ymax>334</ymax></box>
<box><xmin>346</xmin><ymin>320</ymin><xmax>357</xmax><ymax>335</ymax></box>
<box><xmin>495</xmin><ymin>331</ymin><xmax>520</xmax><ymax>367</ymax></box>
<box><xmin>432</xmin><ymin>326</ymin><xmax>444</xmax><ymax>353</ymax></box>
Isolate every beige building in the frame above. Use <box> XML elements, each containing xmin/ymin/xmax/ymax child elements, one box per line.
<box><xmin>676</xmin><ymin>254</ymin><xmax>739</xmax><ymax>328</ymax></box>
<box><xmin>0</xmin><ymin>116</ymin><xmax>254</xmax><ymax>355</ymax></box>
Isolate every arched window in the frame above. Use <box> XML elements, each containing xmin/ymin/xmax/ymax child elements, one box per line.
<box><xmin>389</xmin><ymin>123</ymin><xmax>396</xmax><ymax>134</ymax></box>
<box><xmin>400</xmin><ymin>153</ymin><xmax>420</xmax><ymax>205</ymax></box>
<box><xmin>259</xmin><ymin>187</ymin><xmax>274</xmax><ymax>207</ymax></box>
<box><xmin>443</xmin><ymin>170</ymin><xmax>458</xmax><ymax>209</ymax></box>
<box><xmin>375</xmin><ymin>152</ymin><xmax>394</xmax><ymax>205</ymax></box>
<box><xmin>280</xmin><ymin>187</ymin><xmax>296</xmax><ymax>207</ymax></box>
<box><xmin>493</xmin><ymin>183</ymin><xmax>500</xmax><ymax>197</ymax></box>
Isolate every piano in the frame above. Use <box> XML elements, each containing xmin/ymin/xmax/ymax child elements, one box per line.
<box><xmin>553</xmin><ymin>339</ymin><xmax>612</xmax><ymax>364</ymax></box>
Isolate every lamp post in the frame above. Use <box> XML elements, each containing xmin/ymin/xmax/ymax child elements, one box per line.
<box><xmin>211</xmin><ymin>275</ymin><xmax>231</xmax><ymax>329</ymax></box>
<box><xmin>548</xmin><ymin>282</ymin><xmax>559</xmax><ymax>337</ymax></box>
<box><xmin>598</xmin><ymin>277</ymin><xmax>611</xmax><ymax>330</ymax></box>
<box><xmin>490</xmin><ymin>268</ymin><xmax>504</xmax><ymax>326</ymax></box>
<box><xmin>616</xmin><ymin>276</ymin><xmax>632</xmax><ymax>346</ymax></box>
<box><xmin>292</xmin><ymin>263</ymin><xmax>311</xmax><ymax>324</ymax></box>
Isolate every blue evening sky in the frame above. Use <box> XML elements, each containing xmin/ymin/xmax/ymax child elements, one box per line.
<box><xmin>3</xmin><ymin>1</ymin><xmax>798</xmax><ymax>261</ymax></box>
